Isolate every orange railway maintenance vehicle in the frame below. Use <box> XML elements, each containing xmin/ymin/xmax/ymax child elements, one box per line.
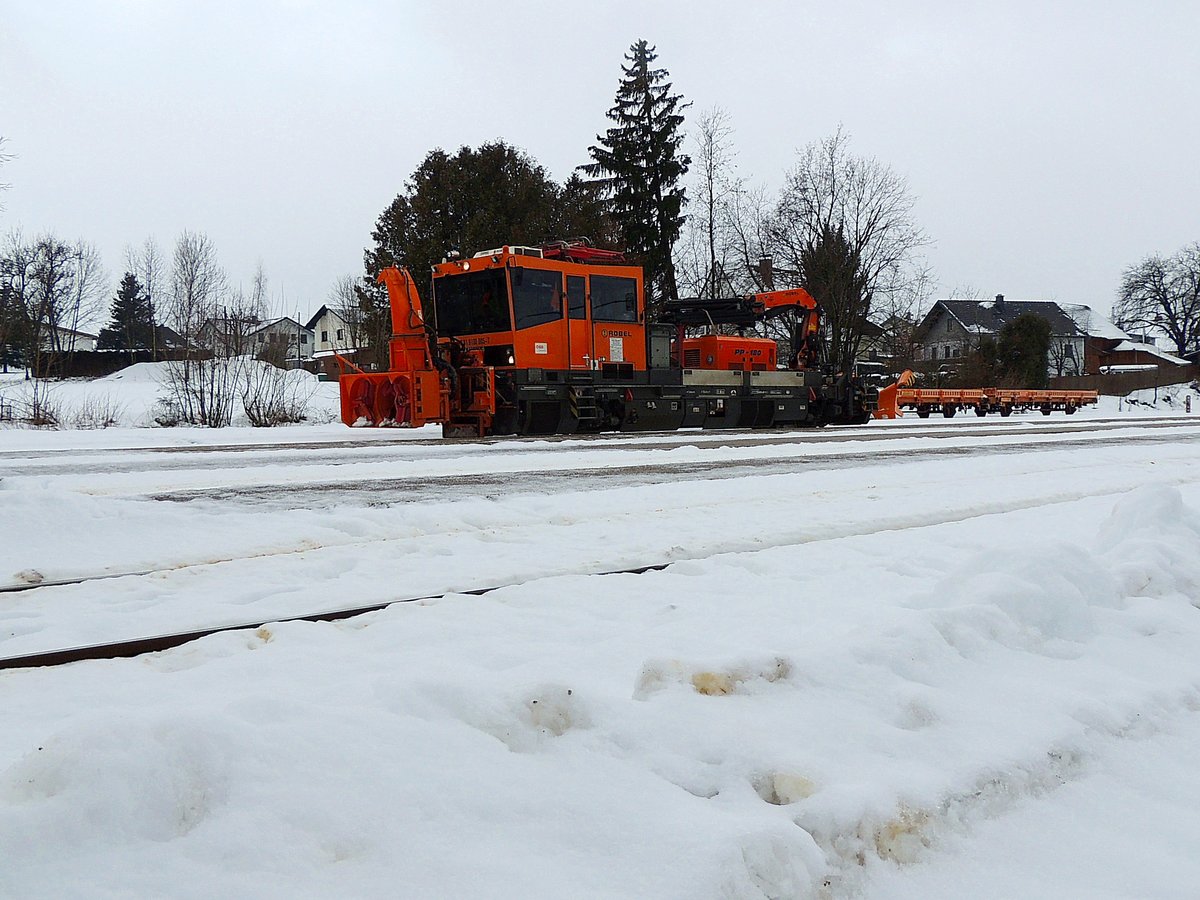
<box><xmin>339</xmin><ymin>240</ymin><xmax>876</xmax><ymax>437</ymax></box>
<box><xmin>875</xmin><ymin>373</ymin><xmax>1099</xmax><ymax>419</ymax></box>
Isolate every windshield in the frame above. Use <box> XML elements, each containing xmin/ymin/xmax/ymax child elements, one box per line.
<box><xmin>432</xmin><ymin>268</ymin><xmax>511</xmax><ymax>336</ymax></box>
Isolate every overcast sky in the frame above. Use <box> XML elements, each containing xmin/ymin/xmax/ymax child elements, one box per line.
<box><xmin>2</xmin><ymin>1</ymin><xmax>1197</xmax><ymax>323</ymax></box>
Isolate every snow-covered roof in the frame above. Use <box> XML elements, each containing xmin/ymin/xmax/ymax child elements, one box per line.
<box><xmin>49</xmin><ymin>325</ymin><xmax>98</xmax><ymax>339</ymax></box>
<box><xmin>1110</xmin><ymin>341</ymin><xmax>1191</xmax><ymax>365</ymax></box>
<box><xmin>1059</xmin><ymin>304</ymin><xmax>1129</xmax><ymax>340</ymax></box>
<box><xmin>921</xmin><ymin>298</ymin><xmax>1083</xmax><ymax>338</ymax></box>
<box><xmin>250</xmin><ymin>316</ymin><xmax>313</xmax><ymax>335</ymax></box>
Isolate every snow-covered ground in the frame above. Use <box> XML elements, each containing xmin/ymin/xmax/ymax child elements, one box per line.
<box><xmin>1</xmin><ymin>370</ymin><xmax>1199</xmax><ymax>898</ymax></box>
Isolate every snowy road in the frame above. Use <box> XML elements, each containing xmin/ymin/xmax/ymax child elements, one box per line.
<box><xmin>2</xmin><ymin>410</ymin><xmax>1200</xmax><ymax>898</ymax></box>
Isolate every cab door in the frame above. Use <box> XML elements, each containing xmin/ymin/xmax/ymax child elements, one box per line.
<box><xmin>566</xmin><ymin>274</ymin><xmax>593</xmax><ymax>369</ymax></box>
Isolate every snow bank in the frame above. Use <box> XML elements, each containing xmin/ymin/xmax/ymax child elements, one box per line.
<box><xmin>3</xmin><ymin>448</ymin><xmax>1200</xmax><ymax>897</ymax></box>
<box><xmin>0</xmin><ymin>360</ymin><xmax>341</xmax><ymax>429</ymax></box>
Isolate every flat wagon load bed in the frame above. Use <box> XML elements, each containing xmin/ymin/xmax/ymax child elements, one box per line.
<box><xmin>876</xmin><ymin>378</ymin><xmax>1099</xmax><ymax>419</ymax></box>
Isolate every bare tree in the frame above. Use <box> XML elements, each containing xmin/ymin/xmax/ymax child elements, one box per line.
<box><xmin>0</xmin><ymin>230</ymin><xmax>33</xmax><ymax>374</ymax></box>
<box><xmin>167</xmin><ymin>231</ymin><xmax>226</xmax><ymax>346</ymax></box>
<box><xmin>328</xmin><ymin>274</ymin><xmax>366</xmax><ymax>351</ymax></box>
<box><xmin>0</xmin><ymin>137</ymin><xmax>11</xmax><ymax>212</ymax></box>
<box><xmin>677</xmin><ymin>107</ymin><xmax>739</xmax><ymax>298</ymax></box>
<box><xmin>160</xmin><ymin>231</ymin><xmax>246</xmax><ymax>427</ymax></box>
<box><xmin>1115</xmin><ymin>243</ymin><xmax>1200</xmax><ymax>354</ymax></box>
<box><xmin>64</xmin><ymin>240</ymin><xmax>108</xmax><ymax>344</ymax></box>
<box><xmin>8</xmin><ymin>234</ymin><xmax>79</xmax><ymax>421</ymax></box>
<box><xmin>872</xmin><ymin>265</ymin><xmax>934</xmax><ymax>372</ymax></box>
<box><xmin>126</xmin><ymin>237</ymin><xmax>166</xmax><ymax>356</ymax></box>
<box><xmin>767</xmin><ymin>128</ymin><xmax>929</xmax><ymax>370</ymax></box>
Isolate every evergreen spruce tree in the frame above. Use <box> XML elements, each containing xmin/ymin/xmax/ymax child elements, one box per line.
<box><xmin>585</xmin><ymin>40</ymin><xmax>690</xmax><ymax>318</ymax></box>
<box><xmin>97</xmin><ymin>272</ymin><xmax>154</xmax><ymax>352</ymax></box>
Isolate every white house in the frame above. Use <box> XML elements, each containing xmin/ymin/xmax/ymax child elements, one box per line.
<box><xmin>248</xmin><ymin>317</ymin><xmax>314</xmax><ymax>366</ymax></box>
<box><xmin>41</xmin><ymin>325</ymin><xmax>98</xmax><ymax>352</ymax></box>
<box><xmin>305</xmin><ymin>305</ymin><xmax>361</xmax><ymax>361</ymax></box>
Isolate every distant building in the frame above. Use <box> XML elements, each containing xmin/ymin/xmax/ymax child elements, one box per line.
<box><xmin>305</xmin><ymin>305</ymin><xmax>364</xmax><ymax>375</ymax></box>
<box><xmin>1060</xmin><ymin>304</ymin><xmax>1191</xmax><ymax>374</ymax></box>
<box><xmin>248</xmin><ymin>317</ymin><xmax>314</xmax><ymax>367</ymax></box>
<box><xmin>914</xmin><ymin>296</ymin><xmax>1085</xmax><ymax>376</ymax></box>
<box><xmin>41</xmin><ymin>325</ymin><xmax>98</xmax><ymax>352</ymax></box>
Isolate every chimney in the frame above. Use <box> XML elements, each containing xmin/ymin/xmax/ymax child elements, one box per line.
<box><xmin>994</xmin><ymin>293</ymin><xmax>1005</xmax><ymax>306</ymax></box>
<box><xmin>757</xmin><ymin>256</ymin><xmax>775</xmax><ymax>291</ymax></box>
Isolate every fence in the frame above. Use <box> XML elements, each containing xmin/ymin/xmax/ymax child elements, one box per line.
<box><xmin>30</xmin><ymin>349</ymin><xmax>200</xmax><ymax>379</ymax></box>
<box><xmin>1049</xmin><ymin>365</ymin><xmax>1198</xmax><ymax>396</ymax></box>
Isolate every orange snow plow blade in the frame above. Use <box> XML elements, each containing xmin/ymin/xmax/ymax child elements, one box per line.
<box><xmin>874</xmin><ymin>370</ymin><xmax>916</xmax><ymax>419</ymax></box>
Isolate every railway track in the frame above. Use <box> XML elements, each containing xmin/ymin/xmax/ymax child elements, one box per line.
<box><xmin>0</xmin><ymin>563</ymin><xmax>673</xmax><ymax>671</ymax></box>
<box><xmin>148</xmin><ymin>425</ymin><xmax>1199</xmax><ymax>507</ymax></box>
<box><xmin>7</xmin><ymin>462</ymin><xmax>1200</xmax><ymax>672</ymax></box>
<box><xmin>0</xmin><ymin>415</ymin><xmax>1191</xmax><ymax>479</ymax></box>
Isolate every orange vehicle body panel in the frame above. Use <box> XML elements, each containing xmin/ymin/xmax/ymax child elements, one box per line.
<box><xmin>682</xmin><ymin>335</ymin><xmax>777</xmax><ymax>371</ymax></box>
<box><xmin>430</xmin><ymin>250</ymin><xmax>645</xmax><ymax>372</ymax></box>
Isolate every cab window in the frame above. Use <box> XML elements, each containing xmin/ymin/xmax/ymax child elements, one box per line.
<box><xmin>511</xmin><ymin>267</ymin><xmax>563</xmax><ymax>329</ymax></box>
<box><xmin>566</xmin><ymin>275</ymin><xmax>586</xmax><ymax>320</ymax></box>
<box><xmin>432</xmin><ymin>268</ymin><xmax>510</xmax><ymax>335</ymax></box>
<box><xmin>590</xmin><ymin>275</ymin><xmax>638</xmax><ymax>322</ymax></box>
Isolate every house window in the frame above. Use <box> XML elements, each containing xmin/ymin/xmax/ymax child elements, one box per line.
<box><xmin>300</xmin><ymin>334</ymin><xmax>308</xmax><ymax>345</ymax></box>
<box><xmin>257</xmin><ymin>334</ymin><xmax>264</xmax><ymax>344</ymax></box>
<box><xmin>336</xmin><ymin>328</ymin><xmax>345</xmax><ymax>341</ymax></box>
<box><xmin>946</xmin><ymin>319</ymin><xmax>952</xmax><ymax>332</ymax></box>
<box><xmin>321</xmin><ymin>330</ymin><xmax>329</xmax><ymax>343</ymax></box>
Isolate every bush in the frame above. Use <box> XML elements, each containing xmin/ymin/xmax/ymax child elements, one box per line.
<box><xmin>70</xmin><ymin>392</ymin><xmax>125</xmax><ymax>429</ymax></box>
<box><xmin>240</xmin><ymin>362</ymin><xmax>313</xmax><ymax>427</ymax></box>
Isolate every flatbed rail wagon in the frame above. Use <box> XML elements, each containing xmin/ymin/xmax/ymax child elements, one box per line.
<box><xmin>878</xmin><ymin>385</ymin><xmax>1099</xmax><ymax>419</ymax></box>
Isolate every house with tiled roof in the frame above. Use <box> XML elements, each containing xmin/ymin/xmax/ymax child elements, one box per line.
<box><xmin>913</xmin><ymin>295</ymin><xmax>1086</xmax><ymax>376</ymax></box>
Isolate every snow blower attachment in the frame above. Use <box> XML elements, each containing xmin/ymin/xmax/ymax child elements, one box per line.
<box><xmin>338</xmin><ymin>268</ymin><xmax>446</xmax><ymax>428</ymax></box>
<box><xmin>340</xmin><ymin>240</ymin><xmax>878</xmax><ymax>437</ymax></box>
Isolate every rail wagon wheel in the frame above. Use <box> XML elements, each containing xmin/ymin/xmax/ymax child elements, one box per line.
<box><xmin>975</xmin><ymin>404</ymin><xmax>987</xmax><ymax>417</ymax></box>
<box><xmin>1000</xmin><ymin>405</ymin><xmax>1012</xmax><ymax>417</ymax></box>
<box><xmin>1040</xmin><ymin>404</ymin><xmax>1053</xmax><ymax>416</ymax></box>
<box><xmin>372</xmin><ymin>378</ymin><xmax>396</xmax><ymax>424</ymax></box>
<box><xmin>943</xmin><ymin>404</ymin><xmax>957</xmax><ymax>418</ymax></box>
<box><xmin>1065</xmin><ymin>403</ymin><xmax>1077</xmax><ymax>415</ymax></box>
<box><xmin>390</xmin><ymin>376</ymin><xmax>412</xmax><ymax>425</ymax></box>
<box><xmin>917</xmin><ymin>405</ymin><xmax>931</xmax><ymax>419</ymax></box>
<box><xmin>347</xmin><ymin>377</ymin><xmax>375</xmax><ymax>424</ymax></box>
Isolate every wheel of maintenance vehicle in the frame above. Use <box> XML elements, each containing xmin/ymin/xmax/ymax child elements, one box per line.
<box><xmin>975</xmin><ymin>404</ymin><xmax>987</xmax><ymax>417</ymax></box>
<box><xmin>1000</xmin><ymin>405</ymin><xmax>1012</xmax><ymax>417</ymax></box>
<box><xmin>943</xmin><ymin>404</ymin><xmax>957</xmax><ymax>418</ymax></box>
<box><xmin>917</xmin><ymin>405</ymin><xmax>931</xmax><ymax>419</ymax></box>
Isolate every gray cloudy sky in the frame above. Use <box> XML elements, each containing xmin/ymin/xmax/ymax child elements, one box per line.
<box><xmin>2</xmin><ymin>1</ymin><xmax>1197</xmax><ymax>322</ymax></box>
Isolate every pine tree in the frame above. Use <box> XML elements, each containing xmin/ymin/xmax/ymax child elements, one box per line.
<box><xmin>997</xmin><ymin>313</ymin><xmax>1052</xmax><ymax>388</ymax></box>
<box><xmin>585</xmin><ymin>40</ymin><xmax>690</xmax><ymax>317</ymax></box>
<box><xmin>97</xmin><ymin>272</ymin><xmax>154</xmax><ymax>352</ymax></box>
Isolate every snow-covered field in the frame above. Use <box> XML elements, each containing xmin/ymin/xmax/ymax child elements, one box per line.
<box><xmin>2</xmin><ymin>371</ymin><xmax>1199</xmax><ymax>898</ymax></box>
